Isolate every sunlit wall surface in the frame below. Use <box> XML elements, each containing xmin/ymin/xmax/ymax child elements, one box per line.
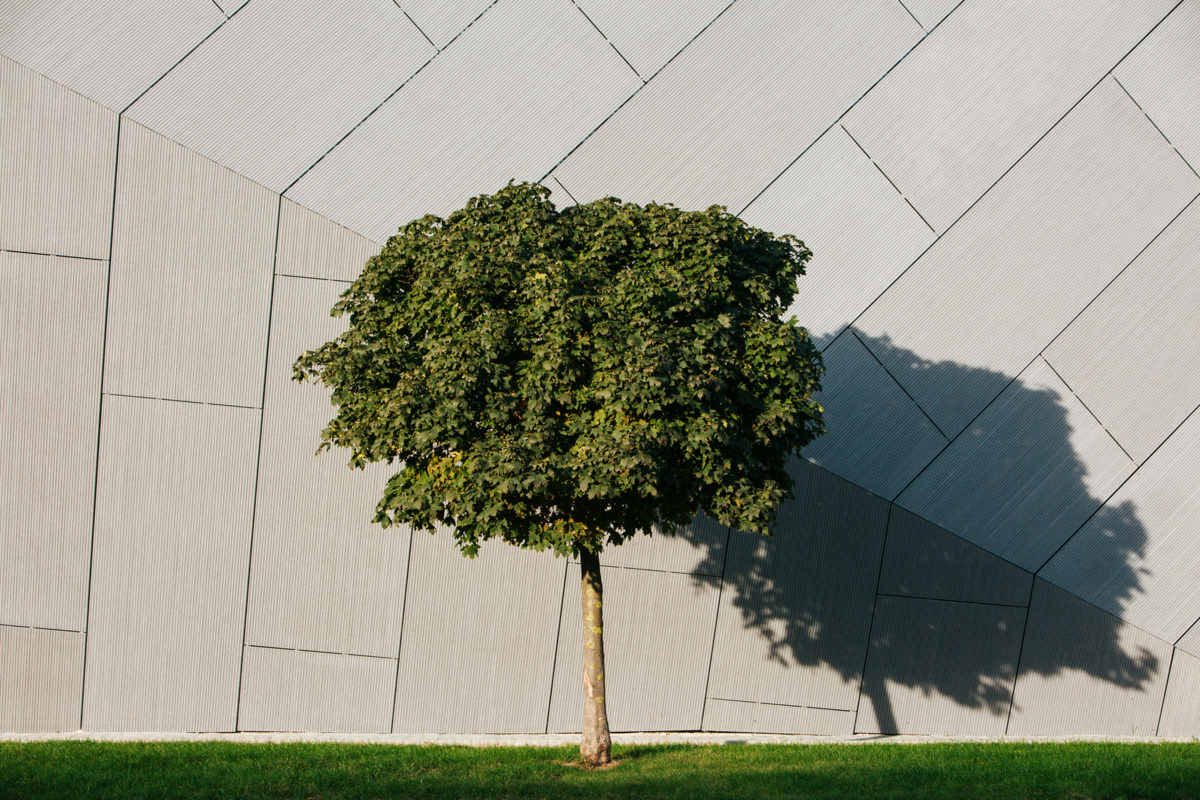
<box><xmin>3</xmin><ymin>0</ymin><xmax>1200</xmax><ymax>736</ymax></box>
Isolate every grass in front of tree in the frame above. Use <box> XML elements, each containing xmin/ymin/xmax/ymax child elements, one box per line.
<box><xmin>2</xmin><ymin>740</ymin><xmax>1198</xmax><ymax>799</ymax></box>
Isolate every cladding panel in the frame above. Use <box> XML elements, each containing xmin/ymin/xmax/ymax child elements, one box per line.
<box><xmin>546</xmin><ymin>566</ymin><xmax>720</xmax><ymax>733</ymax></box>
<box><xmin>842</xmin><ymin>0</ymin><xmax>1177</xmax><ymax>233</ymax></box>
<box><xmin>237</xmin><ymin>646</ymin><xmax>396</xmax><ymax>733</ymax></box>
<box><xmin>392</xmin><ymin>535</ymin><xmax>565</xmax><ymax>733</ymax></box>
<box><xmin>126</xmin><ymin>0</ymin><xmax>433</xmax><ymax>193</ymax></box>
<box><xmin>854</xmin><ymin>597</ymin><xmax>1024</xmax><ymax>735</ymax></box>
<box><xmin>83</xmin><ymin>396</ymin><xmax>258</xmax><ymax>732</ymax></box>
<box><xmin>855</xmin><ymin>78</ymin><xmax>1200</xmax><ymax>440</ymax></box>
<box><xmin>1115</xmin><ymin>0</ymin><xmax>1200</xmax><ymax>172</ymax></box>
<box><xmin>706</xmin><ymin>461</ymin><xmax>889</xmax><ymax>711</ymax></box>
<box><xmin>801</xmin><ymin>331</ymin><xmax>947</xmax><ymax>500</ymax></box>
<box><xmin>1007</xmin><ymin>580</ymin><xmax>1170</xmax><ymax>736</ymax></box>
<box><xmin>1</xmin><ymin>56</ymin><xmax>117</xmax><ymax>258</ymax></box>
<box><xmin>1043</xmin><ymin>196</ymin><xmax>1200</xmax><ymax>463</ymax></box>
<box><xmin>896</xmin><ymin>357</ymin><xmax>1135</xmax><ymax>572</ymax></box>
<box><xmin>0</xmin><ymin>0</ymin><xmax>224</xmax><ymax>111</ymax></box>
<box><xmin>244</xmin><ymin>277</ymin><xmax>407</xmax><ymax>658</ymax></box>
<box><xmin>286</xmin><ymin>0</ymin><xmax>640</xmax><ymax>242</ymax></box>
<box><xmin>104</xmin><ymin>122</ymin><xmax>277</xmax><ymax>407</ymax></box>
<box><xmin>1</xmin><ymin>252</ymin><xmax>105</xmax><ymax>631</ymax></box>
<box><xmin>739</xmin><ymin>127</ymin><xmax>935</xmax><ymax>342</ymax></box>
<box><xmin>1040</xmin><ymin>407</ymin><xmax>1200</xmax><ymax>643</ymax></box>
<box><xmin>702</xmin><ymin>699</ymin><xmax>854</xmax><ymax>735</ymax></box>
<box><xmin>552</xmin><ymin>0</ymin><xmax>922</xmax><ymax>214</ymax></box>
<box><xmin>0</xmin><ymin>626</ymin><xmax>84</xmax><ymax>733</ymax></box>
<box><xmin>1158</xmin><ymin>648</ymin><xmax>1200</xmax><ymax>737</ymax></box>
<box><xmin>275</xmin><ymin>200</ymin><xmax>380</xmax><ymax>282</ymax></box>
<box><xmin>572</xmin><ymin>0</ymin><xmax>731</xmax><ymax>78</ymax></box>
<box><xmin>878</xmin><ymin>506</ymin><xmax>1032</xmax><ymax>607</ymax></box>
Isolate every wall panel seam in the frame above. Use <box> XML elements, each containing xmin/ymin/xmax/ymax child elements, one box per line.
<box><xmin>1155</xmin><ymin>647</ymin><xmax>1177</xmax><ymax>736</ymax></box>
<box><xmin>101</xmin><ymin>392</ymin><xmax>261</xmax><ymax>411</ymax></box>
<box><xmin>387</xmin><ymin>527</ymin><xmax>416</xmax><ymax>732</ymax></box>
<box><xmin>0</xmin><ymin>622</ymin><xmax>84</xmax><ymax>634</ymax></box>
<box><xmin>282</xmin><ymin>0</ymin><xmax>505</xmax><ymax>196</ymax></box>
<box><xmin>851</xmin><ymin>328</ymin><xmax>948</xmax><ymax>442</ymax></box>
<box><xmin>1039</xmin><ymin>355</ymin><xmax>1136</xmax><ymax>463</ymax></box>
<box><xmin>1039</xmin><ymin>192</ymin><xmax>1200</xmax><ymax>371</ymax></box>
<box><xmin>1112</xmin><ymin>75</ymin><xmax>1200</xmax><ymax>181</ymax></box>
<box><xmin>1002</xmin><ymin>582</ymin><xmax>1037</xmax><ymax>734</ymax></box>
<box><xmin>840</xmin><ymin>124</ymin><xmax>936</xmax><ymax>233</ymax></box>
<box><xmin>0</xmin><ymin>249</ymin><xmax>106</xmax><ymax>262</ymax></box>
<box><xmin>566</xmin><ymin>0</ymin><xmax>642</xmax><ymax>81</ymax></box>
<box><xmin>1033</xmin><ymin>400</ymin><xmax>1200</xmax><ymax>575</ymax></box>
<box><xmin>244</xmin><ymin>643</ymin><xmax>399</xmax><ymax>661</ymax></box>
<box><xmin>234</xmin><ymin>193</ymin><xmax>284</xmax><ymax>732</ymax></box>
<box><xmin>698</xmin><ymin>523</ymin><xmax>732</xmax><ymax>730</ymax></box>
<box><xmin>78</xmin><ymin>111</ymin><xmax>124</xmax><ymax>730</ymax></box>
<box><xmin>875</xmin><ymin>593</ymin><xmax>1028</xmax><ymax>609</ymax></box>
<box><xmin>391</xmin><ymin>2</ymin><xmax>437</xmax><ymax>50</ymax></box>
<box><xmin>851</xmin><ymin>502</ymin><xmax>892</xmax><ymax>733</ymax></box>
<box><xmin>119</xmin><ymin>10</ymin><xmax>237</xmax><ymax>115</ymax></box>
<box><xmin>710</xmin><ymin>696</ymin><xmax>854</xmax><ymax>713</ymax></box>
<box><xmin>543</xmin><ymin>560</ymin><xmax>571</xmax><ymax>733</ymax></box>
<box><xmin>541</xmin><ymin>0</ymin><xmax>743</xmax><ymax>184</ymax></box>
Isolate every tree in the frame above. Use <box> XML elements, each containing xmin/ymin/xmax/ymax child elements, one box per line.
<box><xmin>293</xmin><ymin>182</ymin><xmax>824</xmax><ymax>766</ymax></box>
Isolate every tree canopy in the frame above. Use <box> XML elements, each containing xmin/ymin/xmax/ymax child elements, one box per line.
<box><xmin>293</xmin><ymin>182</ymin><xmax>825</xmax><ymax>558</ymax></box>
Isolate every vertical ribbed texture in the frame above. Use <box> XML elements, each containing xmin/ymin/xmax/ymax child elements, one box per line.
<box><xmin>706</xmin><ymin>461</ymin><xmax>890</xmax><ymax>712</ymax></box>
<box><xmin>1158</xmin><ymin>648</ymin><xmax>1200</xmax><ymax>736</ymax></box>
<box><xmin>83</xmin><ymin>396</ymin><xmax>259</xmax><ymax>732</ymax></box>
<box><xmin>1114</xmin><ymin>1</ymin><xmax>1200</xmax><ymax>171</ymax></box>
<box><xmin>571</xmin><ymin>0</ymin><xmax>731</xmax><ymax>78</ymax></box>
<box><xmin>0</xmin><ymin>0</ymin><xmax>224</xmax><ymax>111</ymax></box>
<box><xmin>854</xmin><ymin>596</ymin><xmax>1025</xmax><ymax>735</ymax></box>
<box><xmin>1041</xmin><ymin>407</ymin><xmax>1200</xmax><ymax>643</ymax></box>
<box><xmin>739</xmin><ymin>126</ymin><xmax>935</xmax><ymax>342</ymax></box>
<box><xmin>878</xmin><ymin>507</ymin><xmax>1033</xmax><ymax>606</ymax></box>
<box><xmin>1044</xmin><ymin>197</ymin><xmax>1200</xmax><ymax>463</ymax></box>
<box><xmin>104</xmin><ymin>121</ymin><xmax>277</xmax><ymax>407</ymax></box>
<box><xmin>897</xmin><ymin>357</ymin><xmax>1136</xmax><ymax>571</ymax></box>
<box><xmin>1</xmin><ymin>252</ymin><xmax>106</xmax><ymax>631</ymax></box>
<box><xmin>285</xmin><ymin>0</ymin><xmax>642</xmax><ymax>242</ymax></box>
<box><xmin>125</xmin><ymin>0</ymin><xmax>434</xmax><ymax>193</ymax></box>
<box><xmin>546</xmin><ymin>566</ymin><xmax>721</xmax><ymax>733</ymax></box>
<box><xmin>0</xmin><ymin>56</ymin><xmax>117</xmax><ymax>258</ymax></box>
<box><xmin>391</xmin><ymin>534</ymin><xmax>565</xmax><ymax>734</ymax></box>
<box><xmin>275</xmin><ymin>199</ymin><xmax>380</xmax><ymax>282</ymax></box>
<box><xmin>0</xmin><ymin>626</ymin><xmax>85</xmax><ymax>732</ymax></box>
<box><xmin>803</xmin><ymin>332</ymin><xmax>948</xmax><ymax>501</ymax></box>
<box><xmin>551</xmin><ymin>0</ymin><xmax>923</xmax><ymax>213</ymax></box>
<box><xmin>842</xmin><ymin>0</ymin><xmax>1179</xmax><ymax>232</ymax></box>
<box><xmin>1007</xmin><ymin>580</ymin><xmax>1171</xmax><ymax>736</ymax></box>
<box><xmin>237</xmin><ymin>646</ymin><xmax>396</xmax><ymax>733</ymax></box>
<box><xmin>244</xmin><ymin>276</ymin><xmax>406</xmax><ymax>658</ymax></box>
<box><xmin>856</xmin><ymin>78</ymin><xmax>1200</xmax><ymax>440</ymax></box>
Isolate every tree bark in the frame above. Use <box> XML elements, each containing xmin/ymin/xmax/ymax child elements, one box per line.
<box><xmin>579</xmin><ymin>548</ymin><xmax>612</xmax><ymax>766</ymax></box>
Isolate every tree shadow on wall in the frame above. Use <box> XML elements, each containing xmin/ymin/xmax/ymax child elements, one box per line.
<box><xmin>678</xmin><ymin>329</ymin><xmax>1156</xmax><ymax>734</ymax></box>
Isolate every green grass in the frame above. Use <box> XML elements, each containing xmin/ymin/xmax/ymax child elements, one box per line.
<box><xmin>1</xmin><ymin>740</ymin><xmax>1198</xmax><ymax>800</ymax></box>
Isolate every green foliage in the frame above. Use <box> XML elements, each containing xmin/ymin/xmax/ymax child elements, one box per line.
<box><xmin>293</xmin><ymin>182</ymin><xmax>824</xmax><ymax>557</ymax></box>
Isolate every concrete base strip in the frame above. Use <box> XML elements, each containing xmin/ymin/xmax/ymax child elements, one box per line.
<box><xmin>2</xmin><ymin>732</ymin><xmax>1195</xmax><ymax>745</ymax></box>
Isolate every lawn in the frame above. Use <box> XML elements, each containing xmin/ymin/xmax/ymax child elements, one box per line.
<box><xmin>1</xmin><ymin>740</ymin><xmax>1198</xmax><ymax>799</ymax></box>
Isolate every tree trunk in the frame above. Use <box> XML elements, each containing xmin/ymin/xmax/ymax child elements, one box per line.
<box><xmin>579</xmin><ymin>548</ymin><xmax>612</xmax><ymax>766</ymax></box>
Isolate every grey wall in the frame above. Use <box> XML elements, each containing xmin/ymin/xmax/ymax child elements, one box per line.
<box><xmin>3</xmin><ymin>0</ymin><xmax>1199</xmax><ymax>736</ymax></box>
